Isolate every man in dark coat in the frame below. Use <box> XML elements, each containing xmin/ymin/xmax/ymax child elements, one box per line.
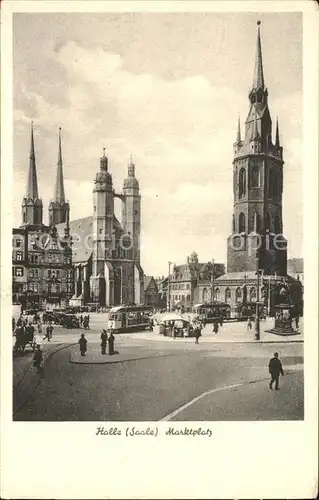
<box><xmin>108</xmin><ymin>330</ymin><xmax>115</xmax><ymax>355</ymax></box>
<box><xmin>33</xmin><ymin>344</ymin><xmax>43</xmax><ymax>374</ymax></box>
<box><xmin>268</xmin><ymin>352</ymin><xmax>284</xmax><ymax>390</ymax></box>
<box><xmin>100</xmin><ymin>329</ymin><xmax>108</xmax><ymax>355</ymax></box>
<box><xmin>79</xmin><ymin>333</ymin><xmax>87</xmax><ymax>356</ymax></box>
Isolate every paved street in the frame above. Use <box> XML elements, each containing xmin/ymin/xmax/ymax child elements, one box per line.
<box><xmin>13</xmin><ymin>316</ymin><xmax>304</xmax><ymax>421</ymax></box>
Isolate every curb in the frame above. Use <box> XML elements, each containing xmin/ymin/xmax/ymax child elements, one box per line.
<box><xmin>69</xmin><ymin>352</ymin><xmax>174</xmax><ymax>365</ymax></box>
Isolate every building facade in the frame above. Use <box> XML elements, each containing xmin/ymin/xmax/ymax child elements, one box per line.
<box><xmin>168</xmin><ymin>252</ymin><xmax>225</xmax><ymax>311</ymax></box>
<box><xmin>57</xmin><ymin>151</ymin><xmax>144</xmax><ymax>307</ymax></box>
<box><xmin>215</xmin><ymin>22</ymin><xmax>302</xmax><ymax>314</ymax></box>
<box><xmin>144</xmin><ymin>276</ymin><xmax>160</xmax><ymax>307</ymax></box>
<box><xmin>12</xmin><ymin>125</ymin><xmax>73</xmax><ymax>310</ymax></box>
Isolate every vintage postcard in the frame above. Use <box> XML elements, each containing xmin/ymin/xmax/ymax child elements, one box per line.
<box><xmin>1</xmin><ymin>1</ymin><xmax>318</xmax><ymax>498</ymax></box>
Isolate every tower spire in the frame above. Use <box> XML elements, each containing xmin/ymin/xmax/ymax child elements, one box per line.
<box><xmin>252</xmin><ymin>108</ymin><xmax>259</xmax><ymax>139</ymax></box>
<box><xmin>236</xmin><ymin>116</ymin><xmax>241</xmax><ymax>142</ymax></box>
<box><xmin>252</xmin><ymin>21</ymin><xmax>265</xmax><ymax>90</ymax></box>
<box><xmin>275</xmin><ymin>117</ymin><xmax>280</xmax><ymax>147</ymax></box>
<box><xmin>53</xmin><ymin>127</ymin><xmax>65</xmax><ymax>203</ymax></box>
<box><xmin>26</xmin><ymin>121</ymin><xmax>39</xmax><ymax>199</ymax></box>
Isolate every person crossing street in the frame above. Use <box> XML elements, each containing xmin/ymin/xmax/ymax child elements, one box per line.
<box><xmin>268</xmin><ymin>352</ymin><xmax>284</xmax><ymax>390</ymax></box>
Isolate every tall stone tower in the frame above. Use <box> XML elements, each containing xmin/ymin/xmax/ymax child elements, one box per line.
<box><xmin>22</xmin><ymin>122</ymin><xmax>43</xmax><ymax>227</ymax></box>
<box><xmin>227</xmin><ymin>21</ymin><xmax>287</xmax><ymax>276</ymax></box>
<box><xmin>90</xmin><ymin>149</ymin><xmax>115</xmax><ymax>305</ymax></box>
<box><xmin>48</xmin><ymin>128</ymin><xmax>70</xmax><ymax>226</ymax></box>
<box><xmin>122</xmin><ymin>157</ymin><xmax>141</xmax><ymax>263</ymax></box>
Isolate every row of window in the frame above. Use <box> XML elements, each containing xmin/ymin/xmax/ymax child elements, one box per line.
<box><xmin>170</xmin><ymin>283</ymin><xmax>191</xmax><ymax>290</ymax></box>
<box><xmin>172</xmin><ymin>294</ymin><xmax>191</xmax><ymax>301</ymax></box>
<box><xmin>11</xmin><ymin>281</ymin><xmax>73</xmax><ymax>294</ymax></box>
<box><xmin>237</xmin><ymin>212</ymin><xmax>281</xmax><ymax>234</ymax></box>
<box><xmin>12</xmin><ymin>252</ymin><xmax>72</xmax><ymax>264</ymax></box>
<box><xmin>13</xmin><ymin>267</ymin><xmax>73</xmax><ymax>279</ymax></box>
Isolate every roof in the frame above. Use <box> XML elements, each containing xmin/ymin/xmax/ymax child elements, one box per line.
<box><xmin>287</xmin><ymin>258</ymin><xmax>303</xmax><ymax>274</ymax></box>
<box><xmin>57</xmin><ymin>216</ymin><xmax>93</xmax><ymax>263</ymax></box>
<box><xmin>144</xmin><ymin>276</ymin><xmax>158</xmax><ymax>291</ymax></box>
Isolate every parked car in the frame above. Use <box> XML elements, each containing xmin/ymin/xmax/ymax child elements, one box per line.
<box><xmin>61</xmin><ymin>314</ymin><xmax>80</xmax><ymax>329</ymax></box>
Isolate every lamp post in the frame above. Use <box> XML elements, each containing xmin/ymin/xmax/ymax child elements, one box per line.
<box><xmin>254</xmin><ymin>253</ymin><xmax>261</xmax><ymax>341</ymax></box>
<box><xmin>210</xmin><ymin>258</ymin><xmax>215</xmax><ymax>304</ymax></box>
<box><xmin>167</xmin><ymin>261</ymin><xmax>173</xmax><ymax>312</ymax></box>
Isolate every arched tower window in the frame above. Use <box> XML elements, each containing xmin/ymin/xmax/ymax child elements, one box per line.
<box><xmin>239</xmin><ymin>168</ymin><xmax>246</xmax><ymax>198</ymax></box>
<box><xmin>251</xmin><ymin>166</ymin><xmax>260</xmax><ymax>187</ymax></box>
<box><xmin>265</xmin><ymin>212</ymin><xmax>272</xmax><ymax>231</ymax></box>
<box><xmin>238</xmin><ymin>213</ymin><xmax>246</xmax><ymax>233</ymax></box>
<box><xmin>250</xmin><ymin>287</ymin><xmax>257</xmax><ymax>302</ymax></box>
<box><xmin>202</xmin><ymin>288</ymin><xmax>208</xmax><ymax>302</ymax></box>
<box><xmin>225</xmin><ymin>288</ymin><xmax>231</xmax><ymax>304</ymax></box>
<box><xmin>274</xmin><ymin>215</ymin><xmax>281</xmax><ymax>234</ymax></box>
<box><xmin>269</xmin><ymin>169</ymin><xmax>274</xmax><ymax>198</ymax></box>
<box><xmin>215</xmin><ymin>288</ymin><xmax>220</xmax><ymax>301</ymax></box>
<box><xmin>253</xmin><ymin>212</ymin><xmax>260</xmax><ymax>233</ymax></box>
<box><xmin>235</xmin><ymin>287</ymin><xmax>242</xmax><ymax>302</ymax></box>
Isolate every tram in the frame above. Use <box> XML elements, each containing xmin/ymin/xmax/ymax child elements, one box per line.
<box><xmin>108</xmin><ymin>305</ymin><xmax>154</xmax><ymax>332</ymax></box>
<box><xmin>192</xmin><ymin>302</ymin><xmax>231</xmax><ymax>323</ymax></box>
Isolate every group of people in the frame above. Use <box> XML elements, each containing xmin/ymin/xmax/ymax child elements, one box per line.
<box><xmin>13</xmin><ymin>314</ymin><xmax>55</xmax><ymax>355</ymax></box>
<box><xmin>78</xmin><ymin>329</ymin><xmax>116</xmax><ymax>357</ymax></box>
<box><xmin>80</xmin><ymin>314</ymin><xmax>90</xmax><ymax>330</ymax></box>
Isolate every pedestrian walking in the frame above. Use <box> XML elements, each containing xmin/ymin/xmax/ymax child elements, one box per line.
<box><xmin>212</xmin><ymin>321</ymin><xmax>219</xmax><ymax>335</ymax></box>
<box><xmin>87</xmin><ymin>314</ymin><xmax>90</xmax><ymax>329</ymax></box>
<box><xmin>33</xmin><ymin>344</ymin><xmax>43</xmax><ymax>374</ymax></box>
<box><xmin>43</xmin><ymin>324</ymin><xmax>52</xmax><ymax>342</ymax></box>
<box><xmin>80</xmin><ymin>314</ymin><xmax>83</xmax><ymax>327</ymax></box>
<box><xmin>268</xmin><ymin>352</ymin><xmax>284</xmax><ymax>390</ymax></box>
<box><xmin>79</xmin><ymin>333</ymin><xmax>87</xmax><ymax>357</ymax></box>
<box><xmin>83</xmin><ymin>316</ymin><xmax>89</xmax><ymax>330</ymax></box>
<box><xmin>247</xmin><ymin>317</ymin><xmax>252</xmax><ymax>330</ymax></box>
<box><xmin>219</xmin><ymin>317</ymin><xmax>223</xmax><ymax>327</ymax></box>
<box><xmin>108</xmin><ymin>330</ymin><xmax>115</xmax><ymax>355</ymax></box>
<box><xmin>100</xmin><ymin>329</ymin><xmax>108</xmax><ymax>355</ymax></box>
<box><xmin>37</xmin><ymin>321</ymin><xmax>43</xmax><ymax>336</ymax></box>
<box><xmin>195</xmin><ymin>324</ymin><xmax>201</xmax><ymax>344</ymax></box>
<box><xmin>12</xmin><ymin>317</ymin><xmax>16</xmax><ymax>333</ymax></box>
<box><xmin>295</xmin><ymin>315</ymin><xmax>299</xmax><ymax>330</ymax></box>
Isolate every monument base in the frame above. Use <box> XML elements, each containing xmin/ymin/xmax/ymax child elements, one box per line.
<box><xmin>265</xmin><ymin>328</ymin><xmax>300</xmax><ymax>337</ymax></box>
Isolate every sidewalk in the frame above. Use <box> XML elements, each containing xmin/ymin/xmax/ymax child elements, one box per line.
<box><xmin>127</xmin><ymin>318</ymin><xmax>304</xmax><ymax>344</ymax></box>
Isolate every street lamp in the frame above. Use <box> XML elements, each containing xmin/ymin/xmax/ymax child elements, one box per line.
<box><xmin>210</xmin><ymin>258</ymin><xmax>215</xmax><ymax>304</ymax></box>
<box><xmin>254</xmin><ymin>262</ymin><xmax>261</xmax><ymax>341</ymax></box>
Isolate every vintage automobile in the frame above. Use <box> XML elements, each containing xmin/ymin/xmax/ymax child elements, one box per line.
<box><xmin>61</xmin><ymin>314</ymin><xmax>80</xmax><ymax>329</ymax></box>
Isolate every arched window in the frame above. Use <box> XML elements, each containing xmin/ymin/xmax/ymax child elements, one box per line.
<box><xmin>235</xmin><ymin>287</ymin><xmax>242</xmax><ymax>302</ymax></box>
<box><xmin>265</xmin><ymin>212</ymin><xmax>272</xmax><ymax>231</ymax></box>
<box><xmin>215</xmin><ymin>288</ymin><xmax>220</xmax><ymax>301</ymax></box>
<box><xmin>239</xmin><ymin>168</ymin><xmax>246</xmax><ymax>198</ymax></box>
<box><xmin>250</xmin><ymin>287</ymin><xmax>257</xmax><ymax>302</ymax></box>
<box><xmin>274</xmin><ymin>215</ymin><xmax>281</xmax><ymax>234</ymax></box>
<box><xmin>251</xmin><ymin>166</ymin><xmax>260</xmax><ymax>187</ymax></box>
<box><xmin>202</xmin><ymin>288</ymin><xmax>208</xmax><ymax>302</ymax></box>
<box><xmin>225</xmin><ymin>288</ymin><xmax>231</xmax><ymax>304</ymax></box>
<box><xmin>239</xmin><ymin>213</ymin><xmax>246</xmax><ymax>233</ymax></box>
<box><xmin>253</xmin><ymin>212</ymin><xmax>260</xmax><ymax>233</ymax></box>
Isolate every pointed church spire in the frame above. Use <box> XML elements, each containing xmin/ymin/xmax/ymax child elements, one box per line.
<box><xmin>236</xmin><ymin>116</ymin><xmax>241</xmax><ymax>142</ymax></box>
<box><xmin>53</xmin><ymin>127</ymin><xmax>65</xmax><ymax>203</ymax></box>
<box><xmin>275</xmin><ymin>117</ymin><xmax>280</xmax><ymax>147</ymax></box>
<box><xmin>252</xmin><ymin>21</ymin><xmax>265</xmax><ymax>90</ymax></box>
<box><xmin>26</xmin><ymin>121</ymin><xmax>39</xmax><ymax>199</ymax></box>
<box><xmin>128</xmin><ymin>155</ymin><xmax>135</xmax><ymax>177</ymax></box>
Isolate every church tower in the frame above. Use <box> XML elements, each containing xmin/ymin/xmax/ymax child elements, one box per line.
<box><xmin>22</xmin><ymin>121</ymin><xmax>43</xmax><ymax>227</ymax></box>
<box><xmin>227</xmin><ymin>21</ymin><xmax>287</xmax><ymax>276</ymax></box>
<box><xmin>122</xmin><ymin>157</ymin><xmax>141</xmax><ymax>263</ymax></box>
<box><xmin>90</xmin><ymin>149</ymin><xmax>115</xmax><ymax>305</ymax></box>
<box><xmin>48</xmin><ymin>128</ymin><xmax>70</xmax><ymax>226</ymax></box>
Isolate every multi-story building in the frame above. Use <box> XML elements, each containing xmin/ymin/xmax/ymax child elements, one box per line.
<box><xmin>168</xmin><ymin>252</ymin><xmax>225</xmax><ymax>311</ymax></box>
<box><xmin>143</xmin><ymin>276</ymin><xmax>160</xmax><ymax>307</ymax></box>
<box><xmin>12</xmin><ymin>125</ymin><xmax>73</xmax><ymax>310</ymax></box>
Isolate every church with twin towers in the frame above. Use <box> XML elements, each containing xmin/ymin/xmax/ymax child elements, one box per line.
<box><xmin>12</xmin><ymin>124</ymin><xmax>144</xmax><ymax>310</ymax></box>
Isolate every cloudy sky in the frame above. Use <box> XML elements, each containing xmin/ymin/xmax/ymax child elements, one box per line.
<box><xmin>13</xmin><ymin>12</ymin><xmax>302</xmax><ymax>276</ymax></box>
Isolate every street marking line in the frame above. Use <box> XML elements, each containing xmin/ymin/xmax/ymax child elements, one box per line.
<box><xmin>159</xmin><ymin>370</ymin><xmax>303</xmax><ymax>421</ymax></box>
<box><xmin>160</xmin><ymin>383</ymin><xmax>244</xmax><ymax>421</ymax></box>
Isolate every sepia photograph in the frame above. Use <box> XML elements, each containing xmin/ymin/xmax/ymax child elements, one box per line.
<box><xmin>11</xmin><ymin>11</ymin><xmax>305</xmax><ymax>422</ymax></box>
<box><xmin>1</xmin><ymin>2</ymin><xmax>318</xmax><ymax>499</ymax></box>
